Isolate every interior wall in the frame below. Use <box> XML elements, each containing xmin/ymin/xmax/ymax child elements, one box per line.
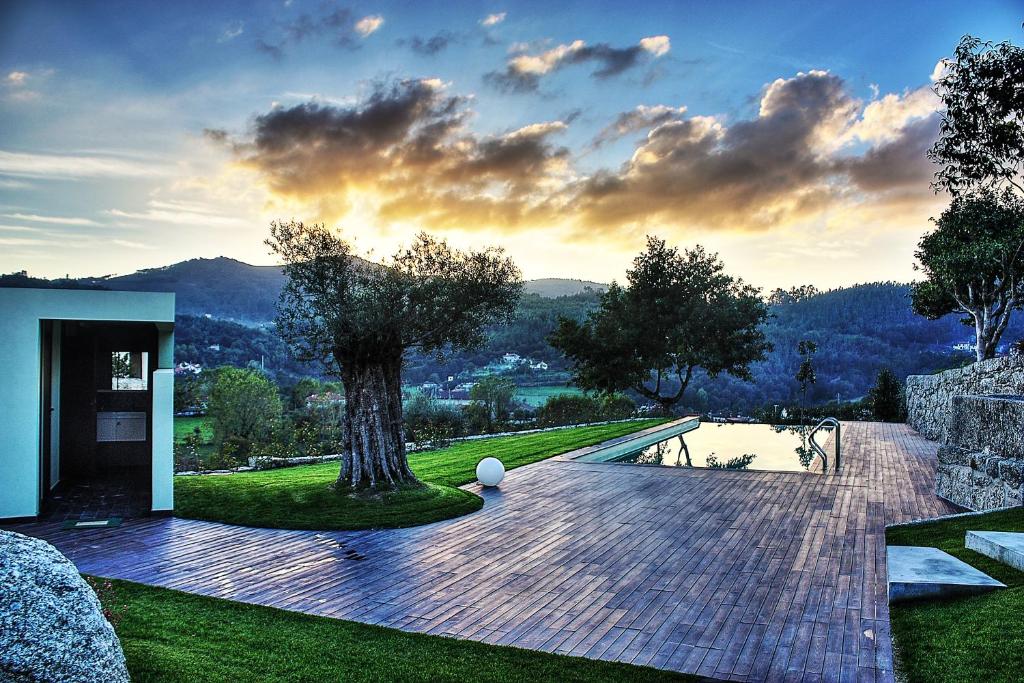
<box><xmin>49</xmin><ymin>321</ymin><xmax>61</xmax><ymax>491</ymax></box>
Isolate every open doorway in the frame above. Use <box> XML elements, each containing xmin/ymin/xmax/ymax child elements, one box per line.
<box><xmin>40</xmin><ymin>320</ymin><xmax>160</xmax><ymax>521</ymax></box>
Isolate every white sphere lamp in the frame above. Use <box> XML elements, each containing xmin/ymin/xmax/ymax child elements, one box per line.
<box><xmin>476</xmin><ymin>457</ymin><xmax>505</xmax><ymax>487</ymax></box>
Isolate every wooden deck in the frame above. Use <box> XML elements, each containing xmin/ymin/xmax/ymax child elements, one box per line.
<box><xmin>6</xmin><ymin>422</ymin><xmax>956</xmax><ymax>682</ymax></box>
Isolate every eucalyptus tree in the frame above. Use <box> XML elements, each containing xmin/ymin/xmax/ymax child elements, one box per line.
<box><xmin>267</xmin><ymin>221</ymin><xmax>522</xmax><ymax>491</ymax></box>
<box><xmin>550</xmin><ymin>237</ymin><xmax>770</xmax><ymax>414</ymax></box>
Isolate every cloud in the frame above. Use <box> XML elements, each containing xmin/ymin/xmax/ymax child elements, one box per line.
<box><xmin>843</xmin><ymin>86</ymin><xmax>938</xmax><ymax>145</ymax></box>
<box><xmin>639</xmin><ymin>35</ymin><xmax>670</xmax><ymax>58</ymax></box>
<box><xmin>112</xmin><ymin>239</ymin><xmax>157</xmax><ymax>250</ymax></box>
<box><xmin>571</xmin><ymin>69</ymin><xmax>938</xmax><ymax>234</ymax></box>
<box><xmin>592</xmin><ymin>105</ymin><xmax>687</xmax><ymax>146</ymax></box>
<box><xmin>218</xmin><ymin>21</ymin><xmax>244</xmax><ymax>43</ymax></box>
<box><xmin>106</xmin><ymin>199</ymin><xmax>249</xmax><ymax>228</ymax></box>
<box><xmin>256</xmin><ymin>6</ymin><xmax>375</xmax><ymax>56</ymax></box>
<box><xmin>0</xmin><ymin>150</ymin><xmax>165</xmax><ymax>180</ymax></box>
<box><xmin>399</xmin><ymin>31</ymin><xmax>459</xmax><ymax>56</ymax></box>
<box><xmin>2</xmin><ymin>213</ymin><xmax>100</xmax><ymax>226</ymax></box>
<box><xmin>481</xmin><ymin>12</ymin><xmax>506</xmax><ymax>26</ymax></box>
<box><xmin>2</xmin><ymin>68</ymin><xmax>54</xmax><ymax>101</ymax></box>
<box><xmin>354</xmin><ymin>15</ymin><xmax>384</xmax><ymax>37</ymax></box>
<box><xmin>485</xmin><ymin>36</ymin><xmax>672</xmax><ymax>92</ymax></box>
<box><xmin>216</xmin><ymin>79</ymin><xmax>571</xmax><ymax>228</ymax></box>
<box><xmin>215</xmin><ymin>69</ymin><xmax>944</xmax><ymax>243</ymax></box>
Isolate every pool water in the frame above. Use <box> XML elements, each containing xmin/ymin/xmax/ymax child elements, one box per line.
<box><xmin>584</xmin><ymin>422</ymin><xmax>828</xmax><ymax>473</ymax></box>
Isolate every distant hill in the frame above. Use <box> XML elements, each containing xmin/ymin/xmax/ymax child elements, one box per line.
<box><xmin>79</xmin><ymin>257</ymin><xmax>287</xmax><ymax>323</ymax></box>
<box><xmin>7</xmin><ymin>258</ymin><xmax>608</xmax><ymax>322</ymax></box>
<box><xmin>7</xmin><ymin>260</ymin><xmax>1024</xmax><ymax>413</ymax></box>
<box><xmin>523</xmin><ymin>278</ymin><xmax>606</xmax><ymax>298</ymax></box>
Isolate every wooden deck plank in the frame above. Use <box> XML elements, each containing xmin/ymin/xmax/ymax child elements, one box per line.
<box><xmin>5</xmin><ymin>421</ymin><xmax>957</xmax><ymax>682</ymax></box>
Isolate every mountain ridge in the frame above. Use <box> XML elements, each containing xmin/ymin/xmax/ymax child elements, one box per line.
<box><xmin>50</xmin><ymin>257</ymin><xmax>608</xmax><ymax>321</ymax></box>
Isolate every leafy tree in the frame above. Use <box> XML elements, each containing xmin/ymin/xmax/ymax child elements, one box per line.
<box><xmin>207</xmin><ymin>366</ymin><xmax>283</xmax><ymax>449</ymax></box>
<box><xmin>929</xmin><ymin>35</ymin><xmax>1024</xmax><ymax>196</ymax></box>
<box><xmin>468</xmin><ymin>376</ymin><xmax>517</xmax><ymax>432</ymax></box>
<box><xmin>795</xmin><ymin>340</ymin><xmax>817</xmax><ymax>425</ymax></box>
<box><xmin>173</xmin><ymin>372</ymin><xmax>206</xmax><ymax>414</ymax></box>
<box><xmin>550</xmin><ymin>237</ymin><xmax>771</xmax><ymax>413</ymax></box>
<box><xmin>868</xmin><ymin>367</ymin><xmax>905</xmax><ymax>422</ymax></box>
<box><xmin>911</xmin><ymin>190</ymin><xmax>1024</xmax><ymax>361</ymax></box>
<box><xmin>267</xmin><ymin>221</ymin><xmax>521</xmax><ymax>491</ymax></box>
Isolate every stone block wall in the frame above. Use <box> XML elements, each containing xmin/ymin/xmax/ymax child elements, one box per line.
<box><xmin>935</xmin><ymin>395</ymin><xmax>1024</xmax><ymax>511</ymax></box>
<box><xmin>906</xmin><ymin>356</ymin><xmax>1024</xmax><ymax>442</ymax></box>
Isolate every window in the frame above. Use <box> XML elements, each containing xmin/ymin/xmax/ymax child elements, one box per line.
<box><xmin>111</xmin><ymin>351</ymin><xmax>149</xmax><ymax>391</ymax></box>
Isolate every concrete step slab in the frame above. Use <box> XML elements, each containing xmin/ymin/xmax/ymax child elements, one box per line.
<box><xmin>966</xmin><ymin>531</ymin><xmax>1024</xmax><ymax>572</ymax></box>
<box><xmin>887</xmin><ymin>545</ymin><xmax>1005</xmax><ymax>603</ymax></box>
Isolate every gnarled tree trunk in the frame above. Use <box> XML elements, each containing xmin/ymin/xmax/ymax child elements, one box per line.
<box><xmin>336</xmin><ymin>354</ymin><xmax>417</xmax><ymax>491</ymax></box>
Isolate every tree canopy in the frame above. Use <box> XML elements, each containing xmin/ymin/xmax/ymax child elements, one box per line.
<box><xmin>930</xmin><ymin>35</ymin><xmax>1024</xmax><ymax>196</ymax></box>
<box><xmin>911</xmin><ymin>189</ymin><xmax>1024</xmax><ymax>361</ymax></box>
<box><xmin>550</xmin><ymin>237</ymin><xmax>771</xmax><ymax>412</ymax></box>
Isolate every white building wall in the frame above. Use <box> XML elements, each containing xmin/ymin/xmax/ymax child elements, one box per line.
<box><xmin>0</xmin><ymin>288</ymin><xmax>175</xmax><ymax>519</ymax></box>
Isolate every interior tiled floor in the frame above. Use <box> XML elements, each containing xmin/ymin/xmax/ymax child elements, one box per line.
<box><xmin>41</xmin><ymin>477</ymin><xmax>152</xmax><ymax>522</ymax></box>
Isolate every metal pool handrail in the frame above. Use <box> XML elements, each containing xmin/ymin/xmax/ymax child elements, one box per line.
<box><xmin>809</xmin><ymin>417</ymin><xmax>840</xmax><ymax>473</ymax></box>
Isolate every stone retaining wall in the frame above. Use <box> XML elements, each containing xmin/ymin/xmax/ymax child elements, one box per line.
<box><xmin>935</xmin><ymin>394</ymin><xmax>1024</xmax><ymax>510</ymax></box>
<box><xmin>905</xmin><ymin>356</ymin><xmax>1024</xmax><ymax>442</ymax></box>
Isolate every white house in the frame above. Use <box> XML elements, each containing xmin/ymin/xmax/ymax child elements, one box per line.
<box><xmin>530</xmin><ymin>360</ymin><xmax>549</xmax><ymax>370</ymax></box>
<box><xmin>0</xmin><ymin>288</ymin><xmax>176</xmax><ymax>521</ymax></box>
<box><xmin>952</xmin><ymin>342</ymin><xmax>977</xmax><ymax>352</ymax></box>
<box><xmin>502</xmin><ymin>353</ymin><xmax>522</xmax><ymax>365</ymax></box>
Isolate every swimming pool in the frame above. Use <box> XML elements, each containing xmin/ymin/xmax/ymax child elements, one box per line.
<box><xmin>576</xmin><ymin>420</ymin><xmax>829</xmax><ymax>473</ymax></box>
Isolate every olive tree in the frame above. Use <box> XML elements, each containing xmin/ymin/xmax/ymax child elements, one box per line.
<box><xmin>267</xmin><ymin>221</ymin><xmax>521</xmax><ymax>491</ymax></box>
<box><xmin>550</xmin><ymin>237</ymin><xmax>771</xmax><ymax>413</ymax></box>
<box><xmin>911</xmin><ymin>190</ymin><xmax>1024</xmax><ymax>361</ymax></box>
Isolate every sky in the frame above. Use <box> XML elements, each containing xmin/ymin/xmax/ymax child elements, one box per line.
<box><xmin>0</xmin><ymin>1</ymin><xmax>1021</xmax><ymax>290</ymax></box>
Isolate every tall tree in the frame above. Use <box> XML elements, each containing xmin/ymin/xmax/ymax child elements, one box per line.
<box><xmin>267</xmin><ymin>221</ymin><xmax>521</xmax><ymax>491</ymax></box>
<box><xmin>867</xmin><ymin>367</ymin><xmax>905</xmax><ymax>423</ymax></box>
<box><xmin>929</xmin><ymin>35</ymin><xmax>1024</xmax><ymax>196</ymax></box>
<box><xmin>795</xmin><ymin>339</ymin><xmax>817</xmax><ymax>425</ymax></box>
<box><xmin>911</xmin><ymin>190</ymin><xmax>1024</xmax><ymax>361</ymax></box>
<box><xmin>550</xmin><ymin>237</ymin><xmax>770</xmax><ymax>413</ymax></box>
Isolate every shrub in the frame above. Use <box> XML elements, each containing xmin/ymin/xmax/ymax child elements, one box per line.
<box><xmin>404</xmin><ymin>392</ymin><xmax>466</xmax><ymax>449</ymax></box>
<box><xmin>536</xmin><ymin>393</ymin><xmax>635</xmax><ymax>427</ymax></box>
<box><xmin>173</xmin><ymin>430</ymin><xmax>204</xmax><ymax>472</ymax></box>
<box><xmin>867</xmin><ymin>367</ymin><xmax>906</xmax><ymax>422</ymax></box>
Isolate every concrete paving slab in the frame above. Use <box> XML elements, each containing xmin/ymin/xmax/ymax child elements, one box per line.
<box><xmin>887</xmin><ymin>545</ymin><xmax>1005</xmax><ymax>603</ymax></box>
<box><xmin>966</xmin><ymin>531</ymin><xmax>1024</xmax><ymax>572</ymax></box>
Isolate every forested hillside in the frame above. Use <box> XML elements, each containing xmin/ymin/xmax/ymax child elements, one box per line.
<box><xmin>7</xmin><ymin>260</ymin><xmax>1023</xmax><ymax>414</ymax></box>
<box><xmin>29</xmin><ymin>258</ymin><xmax>605</xmax><ymax>322</ymax></box>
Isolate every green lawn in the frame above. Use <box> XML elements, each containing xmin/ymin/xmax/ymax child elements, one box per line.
<box><xmin>175</xmin><ymin>419</ymin><xmax>666</xmax><ymax>530</ymax></box>
<box><xmin>515</xmin><ymin>385</ymin><xmax>585</xmax><ymax>407</ymax></box>
<box><xmin>99</xmin><ymin>578</ymin><xmax>694</xmax><ymax>683</ymax></box>
<box><xmin>174</xmin><ymin>416</ymin><xmax>213</xmax><ymax>443</ymax></box>
<box><xmin>887</xmin><ymin>507</ymin><xmax>1024</xmax><ymax>683</ymax></box>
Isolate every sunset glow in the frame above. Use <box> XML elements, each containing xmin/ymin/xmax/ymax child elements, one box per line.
<box><xmin>1</xmin><ymin>1</ymin><xmax>1020</xmax><ymax>288</ymax></box>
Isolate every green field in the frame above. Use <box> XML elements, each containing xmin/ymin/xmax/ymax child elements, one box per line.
<box><xmin>174</xmin><ymin>416</ymin><xmax>214</xmax><ymax>444</ymax></box>
<box><xmin>514</xmin><ymin>385</ymin><xmax>585</xmax><ymax>407</ymax></box>
<box><xmin>887</xmin><ymin>507</ymin><xmax>1024</xmax><ymax>683</ymax></box>
<box><xmin>98</xmin><ymin>578</ymin><xmax>696</xmax><ymax>683</ymax></box>
<box><xmin>174</xmin><ymin>419</ymin><xmax>665</xmax><ymax>530</ymax></box>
